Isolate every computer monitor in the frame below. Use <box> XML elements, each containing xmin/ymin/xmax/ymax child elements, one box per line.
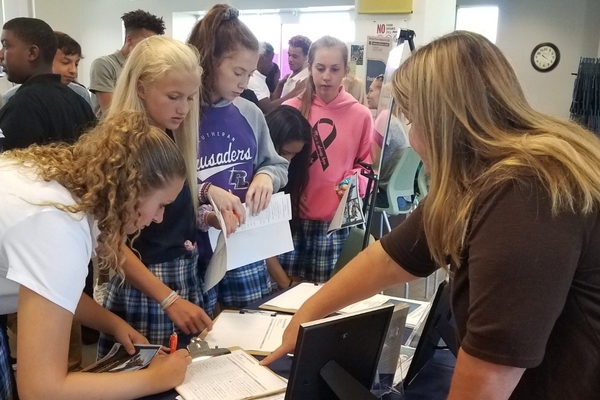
<box><xmin>403</xmin><ymin>280</ymin><xmax>457</xmax><ymax>389</ymax></box>
<box><xmin>285</xmin><ymin>303</ymin><xmax>395</xmax><ymax>400</ymax></box>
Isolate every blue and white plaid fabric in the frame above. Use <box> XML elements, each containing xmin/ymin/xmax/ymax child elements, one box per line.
<box><xmin>0</xmin><ymin>324</ymin><xmax>13</xmax><ymax>400</ymax></box>
<box><xmin>203</xmin><ymin>260</ymin><xmax>271</xmax><ymax>317</ymax></box>
<box><xmin>97</xmin><ymin>247</ymin><xmax>202</xmax><ymax>359</ymax></box>
<box><xmin>278</xmin><ymin>219</ymin><xmax>350</xmax><ymax>283</ymax></box>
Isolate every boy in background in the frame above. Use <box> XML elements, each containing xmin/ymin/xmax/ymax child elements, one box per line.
<box><xmin>3</xmin><ymin>31</ymin><xmax>92</xmax><ymax>105</ymax></box>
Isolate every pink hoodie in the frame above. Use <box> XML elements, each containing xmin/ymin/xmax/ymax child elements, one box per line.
<box><xmin>285</xmin><ymin>87</ymin><xmax>373</xmax><ymax>221</ymax></box>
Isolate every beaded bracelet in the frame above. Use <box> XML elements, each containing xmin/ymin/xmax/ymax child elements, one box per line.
<box><xmin>160</xmin><ymin>291</ymin><xmax>180</xmax><ymax>310</ymax></box>
<box><xmin>198</xmin><ymin>182</ymin><xmax>212</xmax><ymax>204</ymax></box>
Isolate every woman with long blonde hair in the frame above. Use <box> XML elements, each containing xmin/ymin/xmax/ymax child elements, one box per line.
<box><xmin>0</xmin><ymin>111</ymin><xmax>192</xmax><ymax>399</ymax></box>
<box><xmin>263</xmin><ymin>31</ymin><xmax>600</xmax><ymax>400</ymax></box>
<box><xmin>97</xmin><ymin>35</ymin><xmax>213</xmax><ymax>359</ymax></box>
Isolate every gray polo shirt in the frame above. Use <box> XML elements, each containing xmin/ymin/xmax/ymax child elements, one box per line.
<box><xmin>89</xmin><ymin>50</ymin><xmax>126</xmax><ymax>116</ymax></box>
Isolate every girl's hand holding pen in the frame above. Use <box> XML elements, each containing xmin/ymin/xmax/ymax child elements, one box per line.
<box><xmin>147</xmin><ymin>348</ymin><xmax>191</xmax><ymax>389</ymax></box>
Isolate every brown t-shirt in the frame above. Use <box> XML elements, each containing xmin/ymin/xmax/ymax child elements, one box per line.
<box><xmin>380</xmin><ymin>179</ymin><xmax>600</xmax><ymax>399</ymax></box>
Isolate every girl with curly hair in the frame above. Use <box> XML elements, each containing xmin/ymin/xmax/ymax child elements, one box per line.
<box><xmin>0</xmin><ymin>111</ymin><xmax>192</xmax><ymax>399</ymax></box>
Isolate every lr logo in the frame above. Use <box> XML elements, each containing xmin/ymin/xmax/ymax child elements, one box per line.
<box><xmin>229</xmin><ymin>169</ymin><xmax>249</xmax><ymax>190</ymax></box>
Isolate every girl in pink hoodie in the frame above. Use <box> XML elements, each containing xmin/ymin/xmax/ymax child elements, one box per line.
<box><xmin>281</xmin><ymin>35</ymin><xmax>373</xmax><ymax>283</ymax></box>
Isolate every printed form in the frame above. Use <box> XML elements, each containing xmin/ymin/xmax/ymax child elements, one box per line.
<box><xmin>176</xmin><ymin>349</ymin><xmax>287</xmax><ymax>400</ymax></box>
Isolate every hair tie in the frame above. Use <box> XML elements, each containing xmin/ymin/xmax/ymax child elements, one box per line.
<box><xmin>222</xmin><ymin>7</ymin><xmax>239</xmax><ymax>21</ymax></box>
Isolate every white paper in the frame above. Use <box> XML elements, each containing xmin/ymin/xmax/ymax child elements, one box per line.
<box><xmin>176</xmin><ymin>349</ymin><xmax>287</xmax><ymax>400</ymax></box>
<box><xmin>204</xmin><ymin>193</ymin><xmax>294</xmax><ymax>291</ymax></box>
<box><xmin>260</xmin><ymin>282</ymin><xmax>323</xmax><ymax>312</ymax></box>
<box><xmin>337</xmin><ymin>293</ymin><xmax>391</xmax><ymax>314</ymax></box>
<box><xmin>203</xmin><ymin>312</ymin><xmax>292</xmax><ymax>353</ymax></box>
<box><xmin>236</xmin><ymin>193</ymin><xmax>292</xmax><ymax>232</ymax></box>
<box><xmin>260</xmin><ymin>283</ymin><xmax>428</xmax><ymax>328</ymax></box>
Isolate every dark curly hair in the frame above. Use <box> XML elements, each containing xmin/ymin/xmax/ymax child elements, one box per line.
<box><xmin>288</xmin><ymin>35</ymin><xmax>312</xmax><ymax>57</ymax></box>
<box><xmin>122</xmin><ymin>9</ymin><xmax>165</xmax><ymax>35</ymax></box>
<box><xmin>3</xmin><ymin>17</ymin><xmax>57</xmax><ymax>64</ymax></box>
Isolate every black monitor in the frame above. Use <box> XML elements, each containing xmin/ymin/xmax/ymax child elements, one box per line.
<box><xmin>285</xmin><ymin>303</ymin><xmax>395</xmax><ymax>400</ymax></box>
<box><xmin>403</xmin><ymin>280</ymin><xmax>457</xmax><ymax>389</ymax></box>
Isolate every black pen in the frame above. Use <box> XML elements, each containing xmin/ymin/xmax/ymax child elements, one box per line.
<box><xmin>239</xmin><ymin>309</ymin><xmax>277</xmax><ymax>316</ymax></box>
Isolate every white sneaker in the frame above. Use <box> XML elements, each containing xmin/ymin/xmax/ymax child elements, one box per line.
<box><xmin>93</xmin><ymin>279</ymin><xmax>109</xmax><ymax>305</ymax></box>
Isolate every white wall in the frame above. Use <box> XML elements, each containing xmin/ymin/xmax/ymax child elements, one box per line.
<box><xmin>29</xmin><ymin>0</ymin><xmax>600</xmax><ymax>118</ymax></box>
<box><xmin>457</xmin><ymin>0</ymin><xmax>600</xmax><ymax>118</ymax></box>
<box><xmin>353</xmin><ymin>0</ymin><xmax>456</xmax><ymax>81</ymax></box>
<box><xmin>33</xmin><ymin>0</ymin><xmax>456</xmax><ymax>89</ymax></box>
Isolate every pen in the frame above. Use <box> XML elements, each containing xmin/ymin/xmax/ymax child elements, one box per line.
<box><xmin>170</xmin><ymin>331</ymin><xmax>178</xmax><ymax>353</ymax></box>
<box><xmin>239</xmin><ymin>309</ymin><xmax>277</xmax><ymax>316</ymax></box>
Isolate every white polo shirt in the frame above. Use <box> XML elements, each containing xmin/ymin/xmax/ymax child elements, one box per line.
<box><xmin>248</xmin><ymin>70</ymin><xmax>271</xmax><ymax>101</ymax></box>
<box><xmin>0</xmin><ymin>159</ymin><xmax>97</xmax><ymax>314</ymax></box>
<box><xmin>282</xmin><ymin>67</ymin><xmax>309</xmax><ymax>97</ymax></box>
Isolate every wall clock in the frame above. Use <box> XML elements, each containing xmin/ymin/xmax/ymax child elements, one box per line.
<box><xmin>530</xmin><ymin>42</ymin><xmax>560</xmax><ymax>72</ymax></box>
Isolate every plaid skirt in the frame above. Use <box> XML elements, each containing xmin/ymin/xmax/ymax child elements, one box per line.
<box><xmin>97</xmin><ymin>247</ymin><xmax>202</xmax><ymax>359</ymax></box>
<box><xmin>278</xmin><ymin>219</ymin><xmax>350</xmax><ymax>283</ymax></box>
<box><xmin>0</xmin><ymin>317</ymin><xmax>13</xmax><ymax>400</ymax></box>
<box><xmin>203</xmin><ymin>260</ymin><xmax>271</xmax><ymax>317</ymax></box>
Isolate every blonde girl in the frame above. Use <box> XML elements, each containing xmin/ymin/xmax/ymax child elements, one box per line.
<box><xmin>97</xmin><ymin>35</ymin><xmax>213</xmax><ymax>358</ymax></box>
<box><xmin>265</xmin><ymin>31</ymin><xmax>600</xmax><ymax>400</ymax></box>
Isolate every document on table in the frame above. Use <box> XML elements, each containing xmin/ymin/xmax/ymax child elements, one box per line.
<box><xmin>202</xmin><ymin>310</ymin><xmax>292</xmax><ymax>355</ymax></box>
<box><xmin>259</xmin><ymin>282</ymin><xmax>323</xmax><ymax>314</ymax></box>
<box><xmin>259</xmin><ymin>282</ymin><xmax>429</xmax><ymax>327</ymax></box>
<box><xmin>204</xmin><ymin>193</ymin><xmax>294</xmax><ymax>291</ymax></box>
<box><xmin>176</xmin><ymin>349</ymin><xmax>287</xmax><ymax>400</ymax></box>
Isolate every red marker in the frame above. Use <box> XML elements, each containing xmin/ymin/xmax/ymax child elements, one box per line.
<box><xmin>170</xmin><ymin>331</ymin><xmax>178</xmax><ymax>353</ymax></box>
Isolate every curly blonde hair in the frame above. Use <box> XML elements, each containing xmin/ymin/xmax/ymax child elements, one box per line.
<box><xmin>4</xmin><ymin>111</ymin><xmax>186</xmax><ymax>274</ymax></box>
<box><xmin>392</xmin><ymin>31</ymin><xmax>600</xmax><ymax>268</ymax></box>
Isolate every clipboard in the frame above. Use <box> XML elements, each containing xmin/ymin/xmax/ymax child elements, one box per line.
<box><xmin>200</xmin><ymin>310</ymin><xmax>292</xmax><ymax>356</ymax></box>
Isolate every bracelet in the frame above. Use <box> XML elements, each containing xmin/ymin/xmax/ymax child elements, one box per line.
<box><xmin>160</xmin><ymin>290</ymin><xmax>180</xmax><ymax>310</ymax></box>
<box><xmin>198</xmin><ymin>182</ymin><xmax>212</xmax><ymax>204</ymax></box>
<box><xmin>288</xmin><ymin>279</ymin><xmax>293</xmax><ymax>288</ymax></box>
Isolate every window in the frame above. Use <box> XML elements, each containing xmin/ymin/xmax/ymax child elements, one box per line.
<box><xmin>455</xmin><ymin>6</ymin><xmax>499</xmax><ymax>43</ymax></box>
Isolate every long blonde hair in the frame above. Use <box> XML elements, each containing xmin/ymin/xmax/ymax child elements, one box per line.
<box><xmin>299</xmin><ymin>35</ymin><xmax>349</xmax><ymax>119</ymax></box>
<box><xmin>4</xmin><ymin>111</ymin><xmax>186</xmax><ymax>274</ymax></box>
<box><xmin>342</xmin><ymin>74</ymin><xmax>367</xmax><ymax>106</ymax></box>
<box><xmin>392</xmin><ymin>30</ymin><xmax>600</xmax><ymax>268</ymax></box>
<box><xmin>109</xmin><ymin>35</ymin><xmax>201</xmax><ymax>210</ymax></box>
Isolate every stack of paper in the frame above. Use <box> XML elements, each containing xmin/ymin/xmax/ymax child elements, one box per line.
<box><xmin>259</xmin><ymin>282</ymin><xmax>429</xmax><ymax>327</ymax></box>
<box><xmin>205</xmin><ymin>193</ymin><xmax>294</xmax><ymax>291</ymax></box>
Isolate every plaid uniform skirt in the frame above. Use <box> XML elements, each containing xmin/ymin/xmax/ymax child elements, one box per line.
<box><xmin>97</xmin><ymin>247</ymin><xmax>202</xmax><ymax>359</ymax></box>
<box><xmin>0</xmin><ymin>318</ymin><xmax>13</xmax><ymax>400</ymax></box>
<box><xmin>203</xmin><ymin>260</ymin><xmax>271</xmax><ymax>317</ymax></box>
<box><xmin>278</xmin><ymin>219</ymin><xmax>350</xmax><ymax>283</ymax></box>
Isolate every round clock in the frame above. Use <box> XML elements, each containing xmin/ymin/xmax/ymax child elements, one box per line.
<box><xmin>530</xmin><ymin>43</ymin><xmax>560</xmax><ymax>72</ymax></box>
